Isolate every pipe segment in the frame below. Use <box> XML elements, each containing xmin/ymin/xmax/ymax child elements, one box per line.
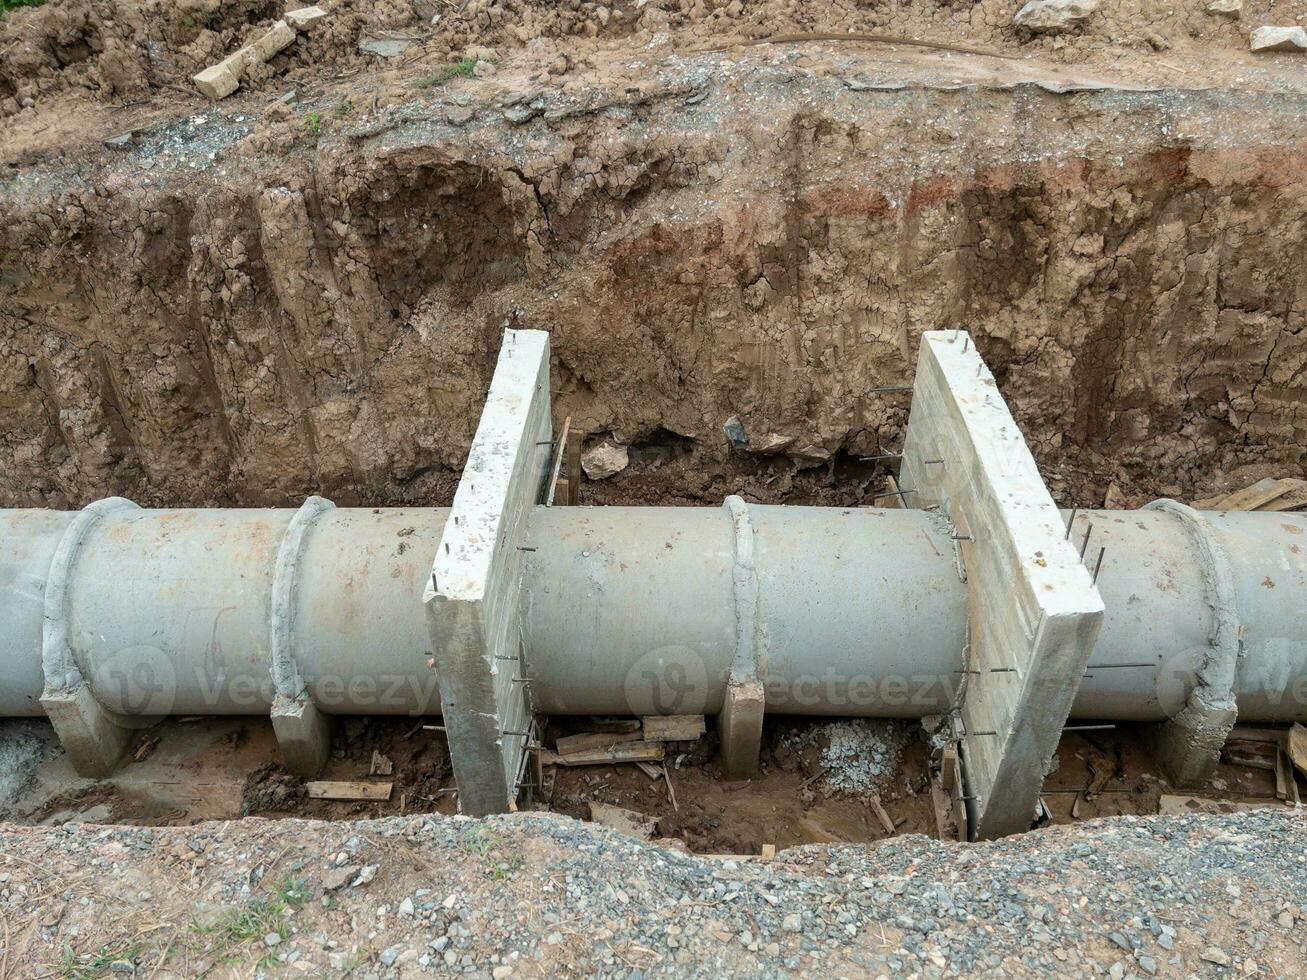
<box><xmin>1</xmin><ymin>502</ymin><xmax>1304</xmax><ymax>741</ymax></box>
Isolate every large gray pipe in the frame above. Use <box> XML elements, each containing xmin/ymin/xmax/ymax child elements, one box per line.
<box><xmin>2</xmin><ymin>503</ymin><xmax>1305</xmax><ymax>723</ymax></box>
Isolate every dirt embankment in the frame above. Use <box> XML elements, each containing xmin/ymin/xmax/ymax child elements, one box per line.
<box><xmin>2</xmin><ymin>59</ymin><xmax>1306</xmax><ymax>510</ymax></box>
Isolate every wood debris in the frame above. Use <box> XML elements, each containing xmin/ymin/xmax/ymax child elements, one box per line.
<box><xmin>588</xmin><ymin>802</ymin><xmax>657</xmax><ymax>840</ymax></box>
<box><xmin>1290</xmin><ymin>723</ymin><xmax>1307</xmax><ymax>778</ymax></box>
<box><xmin>546</xmin><ymin>741</ymin><xmax>666</xmax><ymax>766</ymax></box>
<box><xmin>1191</xmin><ymin>477</ymin><xmax>1307</xmax><ymax>512</ymax></box>
<box><xmin>306</xmin><ymin>781</ymin><xmax>393</xmax><ymax>801</ymax></box>
<box><xmin>641</xmin><ymin>714</ymin><xmax>706</xmax><ymax>742</ymax></box>
<box><xmin>555</xmin><ymin>729</ymin><xmax>643</xmax><ymax>756</ymax></box>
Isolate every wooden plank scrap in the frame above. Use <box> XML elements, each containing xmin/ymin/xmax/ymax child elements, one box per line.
<box><xmin>586</xmin><ymin>717</ymin><xmax>642</xmax><ymax>734</ymax></box>
<box><xmin>641</xmin><ymin>714</ymin><xmax>706</xmax><ymax>742</ymax></box>
<box><xmin>760</xmin><ymin>843</ymin><xmax>777</xmax><ymax>860</ymax></box>
<box><xmin>869</xmin><ymin>792</ymin><xmax>896</xmax><ymax>836</ymax></box>
<box><xmin>635</xmin><ymin>761</ymin><xmax>664</xmax><ymax>780</ymax></box>
<box><xmin>1257</xmin><ymin>478</ymin><xmax>1307</xmax><ymax>511</ymax></box>
<box><xmin>556</xmin><ymin>729</ymin><xmax>643</xmax><ymax>756</ymax></box>
<box><xmin>565</xmin><ymin>427</ymin><xmax>583</xmax><ymax>505</ymax></box>
<box><xmin>588</xmin><ymin>802</ymin><xmax>657</xmax><ymax>840</ymax></box>
<box><xmin>546</xmin><ymin>415</ymin><xmax>571</xmax><ymax>505</ymax></box>
<box><xmin>1212</xmin><ymin>478</ymin><xmax>1292</xmax><ymax>512</ymax></box>
<box><xmin>1289</xmin><ymin>723</ymin><xmax>1307</xmax><ymax>777</ymax></box>
<box><xmin>551</xmin><ymin>741</ymin><xmax>665</xmax><ymax>766</ymax></box>
<box><xmin>306</xmin><ymin>781</ymin><xmax>393</xmax><ymax>801</ymax></box>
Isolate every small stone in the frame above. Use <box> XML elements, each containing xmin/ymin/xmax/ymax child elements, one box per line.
<box><xmin>1013</xmin><ymin>0</ymin><xmax>1099</xmax><ymax>32</ymax></box>
<box><xmin>264</xmin><ymin>933</ymin><xmax>282</xmax><ymax>947</ymax></box>
<box><xmin>1250</xmin><ymin>26</ymin><xmax>1307</xmax><ymax>52</ymax></box>
<box><xmin>1137</xmin><ymin>955</ymin><xmax>1158</xmax><ymax>975</ymax></box>
<box><xmin>1204</xmin><ymin>0</ymin><xmax>1240</xmax><ymax>15</ymax></box>
<box><xmin>285</xmin><ymin>5</ymin><xmax>328</xmax><ymax>30</ymax></box>
<box><xmin>446</xmin><ymin>105</ymin><xmax>476</xmax><ymax>125</ymax></box>
<box><xmin>380</xmin><ymin>945</ymin><xmax>404</xmax><ymax>966</ymax></box>
<box><xmin>103</xmin><ymin>132</ymin><xmax>134</xmax><ymax>150</ymax></box>
<box><xmin>1202</xmin><ymin>946</ymin><xmax>1231</xmax><ymax>967</ymax></box>
<box><xmin>323</xmin><ymin>865</ymin><xmax>359</xmax><ymax>890</ymax></box>
<box><xmin>581</xmin><ymin>442</ymin><xmax>629</xmax><ymax>480</ymax></box>
<box><xmin>782</xmin><ymin>913</ymin><xmax>802</xmax><ymax>933</ymax></box>
<box><xmin>351</xmin><ymin>864</ymin><xmax>379</xmax><ymax>887</ymax></box>
<box><xmin>109</xmin><ymin>963</ymin><xmax>135</xmax><ymax>975</ymax></box>
<box><xmin>473</xmin><ymin>60</ymin><xmax>498</xmax><ymax>78</ymax></box>
<box><xmin>723</xmin><ymin>415</ymin><xmax>749</xmax><ymax>448</ymax></box>
<box><xmin>492</xmin><ymin>967</ymin><xmax>513</xmax><ymax>979</ymax></box>
<box><xmin>398</xmin><ymin>897</ymin><xmax>415</xmax><ymax>917</ymax></box>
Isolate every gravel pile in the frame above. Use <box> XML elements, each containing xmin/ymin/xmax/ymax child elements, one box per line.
<box><xmin>4</xmin><ymin>806</ymin><xmax>1302</xmax><ymax>977</ymax></box>
<box><xmin>781</xmin><ymin>719</ymin><xmax>911</xmax><ymax>793</ymax></box>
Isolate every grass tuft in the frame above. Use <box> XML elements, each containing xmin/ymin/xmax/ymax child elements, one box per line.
<box><xmin>418</xmin><ymin>58</ymin><xmax>486</xmax><ymax>88</ymax></box>
<box><xmin>1</xmin><ymin>0</ymin><xmax>45</xmax><ymax>14</ymax></box>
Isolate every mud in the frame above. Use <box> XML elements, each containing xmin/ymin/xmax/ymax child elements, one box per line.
<box><xmin>3</xmin><ymin>55</ymin><xmax>1307</xmax><ymax>512</ymax></box>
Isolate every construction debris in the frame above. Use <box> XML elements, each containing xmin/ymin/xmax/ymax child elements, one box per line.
<box><xmin>306</xmin><ymin>781</ymin><xmax>394</xmax><ymax>801</ymax></box>
<box><xmin>546</xmin><ymin>741</ymin><xmax>666</xmax><ymax>766</ymax></box>
<box><xmin>588</xmin><ymin>802</ymin><xmax>657</xmax><ymax>839</ymax></box>
<box><xmin>641</xmin><ymin>714</ymin><xmax>706</xmax><ymax>742</ymax></box>
<box><xmin>555</xmin><ymin>730</ymin><xmax>642</xmax><ymax>756</ymax></box>
<box><xmin>1192</xmin><ymin>477</ymin><xmax>1307</xmax><ymax>511</ymax></box>
<box><xmin>192</xmin><ymin>7</ymin><xmax>327</xmax><ymax>100</ymax></box>
<box><xmin>1290</xmin><ymin>723</ymin><xmax>1307</xmax><ymax>778</ymax></box>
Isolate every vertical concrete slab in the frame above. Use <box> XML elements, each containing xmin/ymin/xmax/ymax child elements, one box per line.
<box><xmin>900</xmin><ymin>331</ymin><xmax>1104</xmax><ymax>839</ymax></box>
<box><xmin>424</xmin><ymin>329</ymin><xmax>552</xmax><ymax>816</ymax></box>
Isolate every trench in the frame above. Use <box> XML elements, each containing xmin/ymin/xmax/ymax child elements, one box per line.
<box><xmin>2</xmin><ymin>66</ymin><xmax>1306</xmax><ymax>850</ymax></box>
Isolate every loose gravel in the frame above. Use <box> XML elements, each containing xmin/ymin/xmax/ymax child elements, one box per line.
<box><xmin>4</xmin><ymin>807</ymin><xmax>1302</xmax><ymax>977</ymax></box>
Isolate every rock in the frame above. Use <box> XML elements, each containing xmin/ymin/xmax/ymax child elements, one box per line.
<box><xmin>1013</xmin><ymin>0</ymin><xmax>1099</xmax><ymax>32</ymax></box>
<box><xmin>782</xmin><ymin>913</ymin><xmax>802</xmax><ymax>932</ymax></box>
<box><xmin>264</xmin><ymin>932</ymin><xmax>282</xmax><ymax>946</ymax></box>
<box><xmin>351</xmin><ymin>864</ymin><xmax>379</xmax><ymax>888</ymax></box>
<box><xmin>1250</xmin><ymin>26</ymin><xmax>1307</xmax><ymax>52</ymax></box>
<box><xmin>103</xmin><ymin>132</ymin><xmax>134</xmax><ymax>150</ymax></box>
<box><xmin>379</xmin><ymin>944</ymin><xmax>404</xmax><ymax>966</ymax></box>
<box><xmin>323</xmin><ymin>865</ymin><xmax>359</xmax><ymax>890</ymax></box>
<box><xmin>473</xmin><ymin>60</ymin><xmax>498</xmax><ymax>78</ymax></box>
<box><xmin>1205</xmin><ymin>0</ymin><xmax>1240</xmax><ymax>15</ymax></box>
<box><xmin>446</xmin><ymin>105</ymin><xmax>476</xmax><ymax>125</ymax></box>
<box><xmin>285</xmin><ymin>5</ymin><xmax>328</xmax><ymax>30</ymax></box>
<box><xmin>398</xmin><ymin>897</ymin><xmax>415</xmax><ymax>917</ymax></box>
<box><xmin>1202</xmin><ymin>946</ymin><xmax>1232</xmax><ymax>967</ymax></box>
<box><xmin>723</xmin><ymin>415</ymin><xmax>749</xmax><ymax>449</ymax></box>
<box><xmin>358</xmin><ymin>37</ymin><xmax>411</xmax><ymax>58</ymax></box>
<box><xmin>581</xmin><ymin>442</ymin><xmax>629</xmax><ymax>480</ymax></box>
<box><xmin>492</xmin><ymin>967</ymin><xmax>513</xmax><ymax>979</ymax></box>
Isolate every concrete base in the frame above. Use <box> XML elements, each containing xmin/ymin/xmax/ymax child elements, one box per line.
<box><xmin>719</xmin><ymin>678</ymin><xmax>765</xmax><ymax>779</ymax></box>
<box><xmin>425</xmin><ymin>329</ymin><xmax>553</xmax><ymax>816</ymax></box>
<box><xmin>40</xmin><ymin>682</ymin><xmax>134</xmax><ymax>778</ymax></box>
<box><xmin>271</xmin><ymin>693</ymin><xmax>332</xmax><ymax>776</ymax></box>
<box><xmin>901</xmin><ymin>331</ymin><xmax>1104</xmax><ymax>840</ymax></box>
<box><xmin>1152</xmin><ymin>700</ymin><xmax>1238</xmax><ymax>786</ymax></box>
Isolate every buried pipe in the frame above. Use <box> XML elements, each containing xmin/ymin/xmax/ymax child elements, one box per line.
<box><xmin>2</xmin><ymin>500</ymin><xmax>1305</xmax><ymax>730</ymax></box>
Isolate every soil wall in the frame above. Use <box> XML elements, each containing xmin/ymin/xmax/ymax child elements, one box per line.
<box><xmin>3</xmin><ymin>73</ymin><xmax>1306</xmax><ymax>508</ymax></box>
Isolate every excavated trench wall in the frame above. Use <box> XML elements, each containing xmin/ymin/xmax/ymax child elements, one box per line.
<box><xmin>2</xmin><ymin>75</ymin><xmax>1306</xmax><ymax>509</ymax></box>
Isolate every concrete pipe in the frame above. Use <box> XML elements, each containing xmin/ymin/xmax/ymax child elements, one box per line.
<box><xmin>2</xmin><ymin>501</ymin><xmax>1305</xmax><ymax>727</ymax></box>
